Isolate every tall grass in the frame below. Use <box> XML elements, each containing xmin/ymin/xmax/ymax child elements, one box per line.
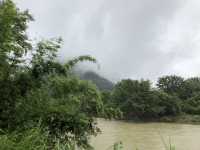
<box><xmin>0</xmin><ymin>127</ymin><xmax>75</xmax><ymax>150</ymax></box>
<box><xmin>0</xmin><ymin>129</ymin><xmax>176</xmax><ymax>150</ymax></box>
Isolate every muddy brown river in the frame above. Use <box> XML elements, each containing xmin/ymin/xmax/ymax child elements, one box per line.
<box><xmin>91</xmin><ymin>119</ymin><xmax>200</xmax><ymax>150</ymax></box>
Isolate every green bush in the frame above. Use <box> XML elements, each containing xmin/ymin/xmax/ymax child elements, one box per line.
<box><xmin>182</xmin><ymin>93</ymin><xmax>200</xmax><ymax>115</ymax></box>
<box><xmin>0</xmin><ymin>127</ymin><xmax>76</xmax><ymax>150</ymax></box>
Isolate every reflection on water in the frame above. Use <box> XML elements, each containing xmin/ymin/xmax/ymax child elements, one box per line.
<box><xmin>91</xmin><ymin>119</ymin><xmax>200</xmax><ymax>150</ymax></box>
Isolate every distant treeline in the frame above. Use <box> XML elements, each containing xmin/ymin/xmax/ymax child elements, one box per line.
<box><xmin>99</xmin><ymin>75</ymin><xmax>200</xmax><ymax>120</ymax></box>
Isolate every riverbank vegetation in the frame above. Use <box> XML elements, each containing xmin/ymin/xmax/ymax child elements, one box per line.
<box><xmin>102</xmin><ymin>76</ymin><xmax>200</xmax><ymax>122</ymax></box>
<box><xmin>0</xmin><ymin>0</ymin><xmax>118</xmax><ymax>149</ymax></box>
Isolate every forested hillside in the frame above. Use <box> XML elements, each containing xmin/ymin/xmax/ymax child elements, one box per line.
<box><xmin>79</xmin><ymin>71</ymin><xmax>114</xmax><ymax>91</ymax></box>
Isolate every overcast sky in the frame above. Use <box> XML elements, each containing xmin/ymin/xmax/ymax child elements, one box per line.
<box><xmin>14</xmin><ymin>0</ymin><xmax>200</xmax><ymax>82</ymax></box>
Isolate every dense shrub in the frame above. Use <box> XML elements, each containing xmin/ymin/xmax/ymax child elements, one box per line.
<box><xmin>182</xmin><ymin>93</ymin><xmax>200</xmax><ymax>115</ymax></box>
<box><xmin>111</xmin><ymin>79</ymin><xmax>181</xmax><ymax>120</ymax></box>
<box><xmin>0</xmin><ymin>1</ymin><xmax>105</xmax><ymax>149</ymax></box>
<box><xmin>0</xmin><ymin>127</ymin><xmax>77</xmax><ymax>150</ymax></box>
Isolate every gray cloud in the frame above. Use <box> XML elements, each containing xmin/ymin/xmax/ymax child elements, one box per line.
<box><xmin>14</xmin><ymin>0</ymin><xmax>200</xmax><ymax>82</ymax></box>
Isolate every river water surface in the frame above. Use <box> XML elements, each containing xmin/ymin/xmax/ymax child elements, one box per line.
<box><xmin>91</xmin><ymin>119</ymin><xmax>200</xmax><ymax>150</ymax></box>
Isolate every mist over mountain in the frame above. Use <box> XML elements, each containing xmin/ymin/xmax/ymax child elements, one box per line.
<box><xmin>75</xmin><ymin>70</ymin><xmax>114</xmax><ymax>91</ymax></box>
<box><xmin>14</xmin><ymin>0</ymin><xmax>200</xmax><ymax>81</ymax></box>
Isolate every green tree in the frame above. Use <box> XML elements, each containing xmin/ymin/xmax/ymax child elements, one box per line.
<box><xmin>112</xmin><ymin>79</ymin><xmax>152</xmax><ymax>119</ymax></box>
<box><xmin>112</xmin><ymin>79</ymin><xmax>181</xmax><ymax>120</ymax></box>
<box><xmin>151</xmin><ymin>91</ymin><xmax>181</xmax><ymax>117</ymax></box>
<box><xmin>180</xmin><ymin>77</ymin><xmax>200</xmax><ymax>99</ymax></box>
<box><xmin>157</xmin><ymin>75</ymin><xmax>184</xmax><ymax>96</ymax></box>
<box><xmin>101</xmin><ymin>91</ymin><xmax>122</xmax><ymax>119</ymax></box>
<box><xmin>182</xmin><ymin>93</ymin><xmax>200</xmax><ymax>115</ymax></box>
<box><xmin>0</xmin><ymin>0</ymin><xmax>32</xmax><ymax>79</ymax></box>
<box><xmin>0</xmin><ymin>1</ymin><xmax>105</xmax><ymax>149</ymax></box>
<box><xmin>15</xmin><ymin>76</ymin><xmax>103</xmax><ymax>149</ymax></box>
<box><xmin>0</xmin><ymin>0</ymin><xmax>33</xmax><ymax>128</ymax></box>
